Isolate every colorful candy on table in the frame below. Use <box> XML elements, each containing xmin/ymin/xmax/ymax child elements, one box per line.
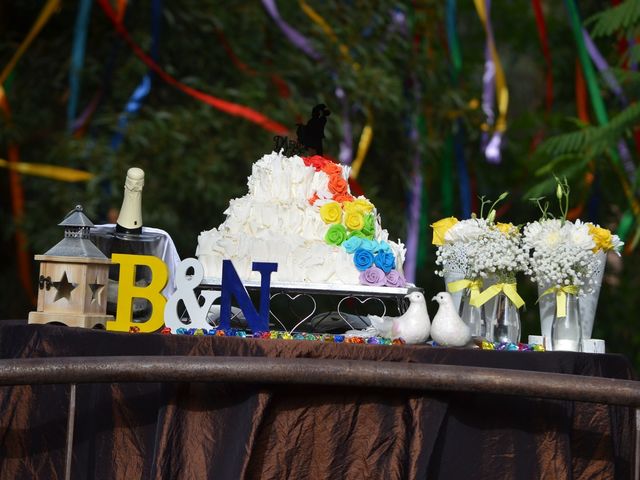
<box><xmin>136</xmin><ymin>326</ymin><xmax>545</xmax><ymax>351</ymax></box>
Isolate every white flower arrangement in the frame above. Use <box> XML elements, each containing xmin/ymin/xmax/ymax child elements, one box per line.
<box><xmin>432</xmin><ymin>194</ymin><xmax>528</xmax><ymax>283</ymax></box>
<box><xmin>435</xmin><ymin>218</ymin><xmax>528</xmax><ymax>282</ymax></box>
<box><xmin>523</xmin><ymin>178</ymin><xmax>623</xmax><ymax>294</ymax></box>
<box><xmin>522</xmin><ymin>219</ymin><xmax>597</xmax><ymax>292</ymax></box>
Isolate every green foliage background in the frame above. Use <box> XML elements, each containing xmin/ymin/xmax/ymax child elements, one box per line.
<box><xmin>0</xmin><ymin>0</ymin><xmax>638</xmax><ymax>371</ymax></box>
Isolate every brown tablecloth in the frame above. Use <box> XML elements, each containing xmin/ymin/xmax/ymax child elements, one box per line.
<box><xmin>0</xmin><ymin>323</ymin><xmax>635</xmax><ymax>479</ymax></box>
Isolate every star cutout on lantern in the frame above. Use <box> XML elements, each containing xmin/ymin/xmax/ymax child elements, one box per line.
<box><xmin>89</xmin><ymin>279</ymin><xmax>104</xmax><ymax>304</ymax></box>
<box><xmin>52</xmin><ymin>272</ymin><xmax>77</xmax><ymax>302</ymax></box>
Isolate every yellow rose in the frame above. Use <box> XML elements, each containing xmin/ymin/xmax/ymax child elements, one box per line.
<box><xmin>343</xmin><ymin>198</ymin><xmax>374</xmax><ymax>215</ymax></box>
<box><xmin>319</xmin><ymin>202</ymin><xmax>342</xmax><ymax>224</ymax></box>
<box><xmin>495</xmin><ymin>222</ymin><xmax>516</xmax><ymax>235</ymax></box>
<box><xmin>588</xmin><ymin>223</ymin><xmax>613</xmax><ymax>252</ymax></box>
<box><xmin>431</xmin><ymin>217</ymin><xmax>458</xmax><ymax>245</ymax></box>
<box><xmin>352</xmin><ymin>198</ymin><xmax>374</xmax><ymax>214</ymax></box>
<box><xmin>345</xmin><ymin>211</ymin><xmax>365</xmax><ymax>231</ymax></box>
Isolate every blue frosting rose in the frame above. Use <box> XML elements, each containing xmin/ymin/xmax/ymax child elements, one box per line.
<box><xmin>353</xmin><ymin>248</ymin><xmax>375</xmax><ymax>271</ymax></box>
<box><xmin>343</xmin><ymin>236</ymin><xmax>364</xmax><ymax>254</ymax></box>
<box><xmin>359</xmin><ymin>239</ymin><xmax>378</xmax><ymax>252</ymax></box>
<box><xmin>374</xmin><ymin>250</ymin><xmax>395</xmax><ymax>273</ymax></box>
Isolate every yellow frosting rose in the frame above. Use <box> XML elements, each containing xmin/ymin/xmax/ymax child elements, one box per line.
<box><xmin>431</xmin><ymin>217</ymin><xmax>458</xmax><ymax>245</ymax></box>
<box><xmin>345</xmin><ymin>211</ymin><xmax>365</xmax><ymax>231</ymax></box>
<box><xmin>352</xmin><ymin>198</ymin><xmax>374</xmax><ymax>213</ymax></box>
<box><xmin>588</xmin><ymin>223</ymin><xmax>613</xmax><ymax>252</ymax></box>
<box><xmin>319</xmin><ymin>201</ymin><xmax>342</xmax><ymax>224</ymax></box>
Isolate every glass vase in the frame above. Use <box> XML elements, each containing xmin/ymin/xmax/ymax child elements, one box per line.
<box><xmin>487</xmin><ymin>292</ymin><xmax>521</xmax><ymax>344</ymax></box>
<box><xmin>459</xmin><ymin>288</ymin><xmax>486</xmax><ymax>340</ymax></box>
<box><xmin>551</xmin><ymin>293</ymin><xmax>582</xmax><ymax>352</ymax></box>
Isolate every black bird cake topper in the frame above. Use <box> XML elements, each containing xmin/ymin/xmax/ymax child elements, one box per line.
<box><xmin>273</xmin><ymin>103</ymin><xmax>331</xmax><ymax>156</ymax></box>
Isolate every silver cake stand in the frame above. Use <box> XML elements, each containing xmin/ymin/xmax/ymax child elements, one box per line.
<box><xmin>198</xmin><ymin>278</ymin><xmax>422</xmax><ymax>333</ymax></box>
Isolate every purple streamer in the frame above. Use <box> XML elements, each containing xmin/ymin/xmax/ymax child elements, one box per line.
<box><xmin>479</xmin><ymin>0</ymin><xmax>503</xmax><ymax>164</ymax></box>
<box><xmin>261</xmin><ymin>0</ymin><xmax>321</xmax><ymax>61</ymax></box>
<box><xmin>583</xmin><ymin>29</ymin><xmax>627</xmax><ymax>105</ymax></box>
<box><xmin>403</xmin><ymin>123</ymin><xmax>421</xmax><ymax>283</ymax></box>
<box><xmin>583</xmin><ymin>28</ymin><xmax>636</xmax><ymax>180</ymax></box>
<box><xmin>335</xmin><ymin>86</ymin><xmax>353</xmax><ymax>165</ymax></box>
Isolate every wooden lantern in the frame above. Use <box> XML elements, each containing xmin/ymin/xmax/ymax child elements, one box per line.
<box><xmin>28</xmin><ymin>205</ymin><xmax>113</xmax><ymax>328</ymax></box>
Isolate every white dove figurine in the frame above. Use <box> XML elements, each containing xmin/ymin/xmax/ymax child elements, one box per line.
<box><xmin>367</xmin><ymin>291</ymin><xmax>431</xmax><ymax>344</ymax></box>
<box><xmin>431</xmin><ymin>291</ymin><xmax>472</xmax><ymax>347</ymax></box>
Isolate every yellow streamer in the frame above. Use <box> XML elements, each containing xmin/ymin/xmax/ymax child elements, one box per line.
<box><xmin>0</xmin><ymin>159</ymin><xmax>94</xmax><ymax>182</ymax></box>
<box><xmin>541</xmin><ymin>285</ymin><xmax>579</xmax><ymax>318</ymax></box>
<box><xmin>0</xmin><ymin>0</ymin><xmax>62</xmax><ymax>86</ymax></box>
<box><xmin>349</xmin><ymin>119</ymin><xmax>373</xmax><ymax>180</ymax></box>
<box><xmin>448</xmin><ymin>279</ymin><xmax>483</xmax><ymax>305</ymax></box>
<box><xmin>471</xmin><ymin>282</ymin><xmax>524</xmax><ymax>309</ymax></box>
<box><xmin>473</xmin><ymin>0</ymin><xmax>508</xmax><ymax>133</ymax></box>
<box><xmin>298</xmin><ymin>0</ymin><xmax>356</xmax><ymax>68</ymax></box>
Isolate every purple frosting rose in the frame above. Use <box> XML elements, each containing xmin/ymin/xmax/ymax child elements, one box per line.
<box><xmin>359</xmin><ymin>266</ymin><xmax>386</xmax><ymax>286</ymax></box>
<box><xmin>385</xmin><ymin>269</ymin><xmax>407</xmax><ymax>287</ymax></box>
<box><xmin>353</xmin><ymin>248</ymin><xmax>375</xmax><ymax>271</ymax></box>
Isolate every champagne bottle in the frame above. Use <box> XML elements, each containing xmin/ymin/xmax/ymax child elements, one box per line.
<box><xmin>116</xmin><ymin>167</ymin><xmax>145</xmax><ymax>234</ymax></box>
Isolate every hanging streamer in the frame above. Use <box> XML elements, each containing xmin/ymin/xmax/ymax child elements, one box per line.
<box><xmin>97</xmin><ymin>0</ymin><xmax>288</xmax><ymax>135</ymax></box>
<box><xmin>111</xmin><ymin>0</ymin><xmax>162</xmax><ymax>150</ymax></box>
<box><xmin>0</xmin><ymin>87</ymin><xmax>36</xmax><ymax>305</ymax></box>
<box><xmin>0</xmin><ymin>0</ymin><xmax>61</xmax><ymax>85</ymax></box>
<box><xmin>474</xmin><ymin>0</ymin><xmax>508</xmax><ymax>164</ymax></box>
<box><xmin>261</xmin><ymin>0</ymin><xmax>321</xmax><ymax>60</ymax></box>
<box><xmin>404</xmin><ymin>121</ymin><xmax>422</xmax><ymax>284</ymax></box>
<box><xmin>349</xmin><ymin>113</ymin><xmax>373</xmax><ymax>180</ymax></box>
<box><xmin>335</xmin><ymin>86</ymin><xmax>353</xmax><ymax>165</ymax></box>
<box><xmin>0</xmin><ymin>158</ymin><xmax>93</xmax><ymax>182</ymax></box>
<box><xmin>565</xmin><ymin>0</ymin><xmax>640</xmax><ymax>242</ymax></box>
<box><xmin>532</xmin><ymin>0</ymin><xmax>553</xmax><ymax>115</ymax></box>
<box><xmin>583</xmin><ymin>29</ymin><xmax>636</xmax><ymax>180</ymax></box>
<box><xmin>575</xmin><ymin>61</ymin><xmax>590</xmax><ymax>123</ymax></box>
<box><xmin>298</xmin><ymin>0</ymin><xmax>355</xmax><ymax>66</ymax></box>
<box><xmin>67</xmin><ymin>0</ymin><xmax>93</xmax><ymax>130</ymax></box>
<box><xmin>445</xmin><ymin>0</ymin><xmax>472</xmax><ymax>218</ymax></box>
<box><xmin>530</xmin><ymin>0</ymin><xmax>554</xmax><ymax>149</ymax></box>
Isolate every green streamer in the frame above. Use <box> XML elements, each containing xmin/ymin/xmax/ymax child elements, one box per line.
<box><xmin>565</xmin><ymin>0</ymin><xmax>637</xmax><ymax>241</ymax></box>
<box><xmin>442</xmin><ymin>135</ymin><xmax>455</xmax><ymax>217</ymax></box>
<box><xmin>564</xmin><ymin>0</ymin><xmax>609</xmax><ymax>125</ymax></box>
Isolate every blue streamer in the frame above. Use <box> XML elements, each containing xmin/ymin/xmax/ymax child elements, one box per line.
<box><xmin>68</xmin><ymin>0</ymin><xmax>93</xmax><ymax>131</ymax></box>
<box><xmin>111</xmin><ymin>0</ymin><xmax>162</xmax><ymax>149</ymax></box>
<box><xmin>454</xmin><ymin>121</ymin><xmax>471</xmax><ymax>218</ymax></box>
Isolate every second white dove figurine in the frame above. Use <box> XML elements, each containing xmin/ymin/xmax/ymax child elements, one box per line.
<box><xmin>431</xmin><ymin>291</ymin><xmax>472</xmax><ymax>347</ymax></box>
<box><xmin>367</xmin><ymin>291</ymin><xmax>431</xmax><ymax>344</ymax></box>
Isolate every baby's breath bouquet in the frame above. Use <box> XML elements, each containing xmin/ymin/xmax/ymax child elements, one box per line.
<box><xmin>432</xmin><ymin>194</ymin><xmax>527</xmax><ymax>342</ymax></box>
<box><xmin>523</xmin><ymin>178</ymin><xmax>623</xmax><ymax>346</ymax></box>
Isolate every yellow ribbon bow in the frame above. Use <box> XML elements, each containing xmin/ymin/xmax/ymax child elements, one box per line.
<box><xmin>447</xmin><ymin>279</ymin><xmax>483</xmax><ymax>305</ymax></box>
<box><xmin>541</xmin><ymin>285</ymin><xmax>579</xmax><ymax>318</ymax></box>
<box><xmin>471</xmin><ymin>283</ymin><xmax>525</xmax><ymax>309</ymax></box>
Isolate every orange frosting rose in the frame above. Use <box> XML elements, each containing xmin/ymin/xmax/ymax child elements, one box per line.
<box><xmin>328</xmin><ymin>174</ymin><xmax>348</xmax><ymax>195</ymax></box>
<box><xmin>321</xmin><ymin>162</ymin><xmax>343</xmax><ymax>176</ymax></box>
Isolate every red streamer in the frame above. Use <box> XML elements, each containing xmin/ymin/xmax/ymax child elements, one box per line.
<box><xmin>530</xmin><ymin>0</ymin><xmax>553</xmax><ymax>150</ymax></box>
<box><xmin>575</xmin><ymin>59</ymin><xmax>590</xmax><ymax>123</ymax></box>
<box><xmin>0</xmin><ymin>92</ymin><xmax>36</xmax><ymax>305</ymax></box>
<box><xmin>532</xmin><ymin>0</ymin><xmax>553</xmax><ymax>114</ymax></box>
<box><xmin>96</xmin><ymin>0</ymin><xmax>289</xmax><ymax>135</ymax></box>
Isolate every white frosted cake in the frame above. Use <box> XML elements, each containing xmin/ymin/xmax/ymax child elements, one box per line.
<box><xmin>196</xmin><ymin>151</ymin><xmax>407</xmax><ymax>287</ymax></box>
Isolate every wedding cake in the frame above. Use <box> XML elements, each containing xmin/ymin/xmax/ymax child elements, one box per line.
<box><xmin>196</xmin><ymin>151</ymin><xmax>407</xmax><ymax>287</ymax></box>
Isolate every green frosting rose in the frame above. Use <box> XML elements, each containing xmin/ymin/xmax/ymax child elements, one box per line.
<box><xmin>362</xmin><ymin>213</ymin><xmax>376</xmax><ymax>237</ymax></box>
<box><xmin>325</xmin><ymin>224</ymin><xmax>348</xmax><ymax>246</ymax></box>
